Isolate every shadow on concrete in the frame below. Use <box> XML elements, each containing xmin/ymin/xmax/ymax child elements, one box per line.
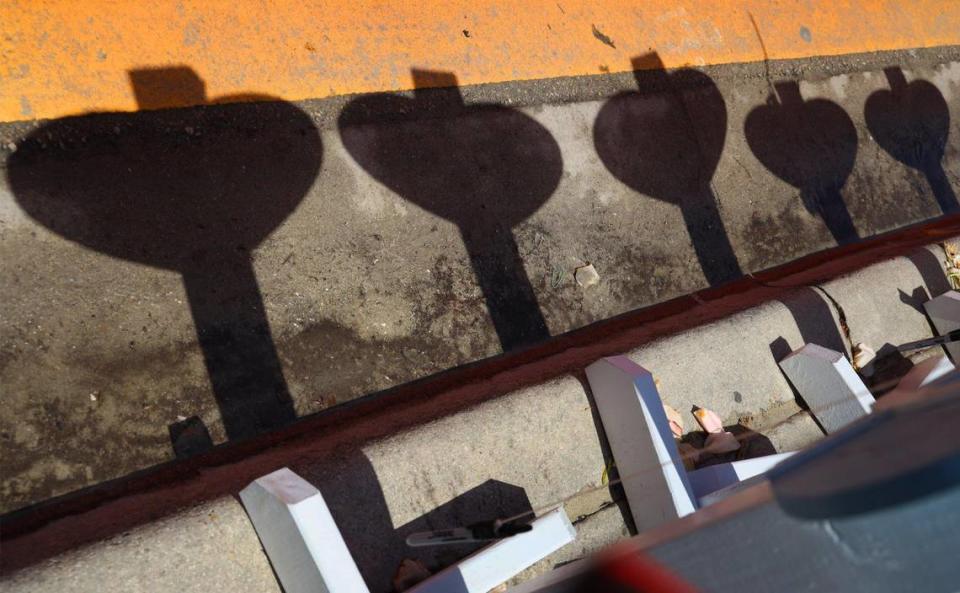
<box><xmin>338</xmin><ymin>69</ymin><xmax>562</xmax><ymax>352</ymax></box>
<box><xmin>859</xmin><ymin>343</ymin><xmax>915</xmax><ymax>397</ymax></box>
<box><xmin>593</xmin><ymin>52</ymin><xmax>742</xmax><ymax>286</ymax></box>
<box><xmin>898</xmin><ymin>285</ymin><xmax>932</xmax><ymax>314</ymax></box>
<box><xmin>312</xmin><ymin>452</ymin><xmax>534</xmax><ymax>592</ymax></box>
<box><xmin>770</xmin><ymin>287</ymin><xmax>848</xmax><ymax>422</ymax></box>
<box><xmin>866</xmin><ymin>67</ymin><xmax>957</xmax><ymax>214</ymax></box>
<box><xmin>906</xmin><ymin>247</ymin><xmax>952</xmax><ymax>298</ymax></box>
<box><xmin>682</xmin><ymin>423</ymin><xmax>778</xmax><ymax>467</ymax></box>
<box><xmin>6</xmin><ymin>66</ymin><xmax>322</xmax><ymax>445</ymax></box>
<box><xmin>575</xmin><ymin>372</ymin><xmax>638</xmax><ymax>536</ymax></box>
<box><xmin>745</xmin><ymin>81</ymin><xmax>859</xmax><ymax>245</ymax></box>
<box><xmin>772</xmin><ymin>287</ymin><xmax>848</xmax><ymax>361</ymax></box>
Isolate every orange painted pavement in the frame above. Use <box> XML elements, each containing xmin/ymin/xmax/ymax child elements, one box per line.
<box><xmin>2</xmin><ymin>0</ymin><xmax>959</xmax><ymax>122</ymax></box>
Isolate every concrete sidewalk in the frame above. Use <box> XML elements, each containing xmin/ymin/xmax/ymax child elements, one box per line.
<box><xmin>2</xmin><ymin>48</ymin><xmax>959</xmax><ymax>512</ymax></box>
<box><xmin>3</xmin><ymin>241</ymin><xmax>953</xmax><ymax>593</ymax></box>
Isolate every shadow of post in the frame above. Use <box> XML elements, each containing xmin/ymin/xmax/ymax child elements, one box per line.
<box><xmin>312</xmin><ymin>450</ymin><xmax>533</xmax><ymax>592</ymax></box>
<box><xmin>338</xmin><ymin>70</ymin><xmax>562</xmax><ymax>353</ymax></box>
<box><xmin>593</xmin><ymin>52</ymin><xmax>742</xmax><ymax>286</ymax></box>
<box><xmin>745</xmin><ymin>81</ymin><xmax>859</xmax><ymax>245</ymax></box>
<box><xmin>865</xmin><ymin>67</ymin><xmax>957</xmax><ymax>214</ymax></box>
<box><xmin>6</xmin><ymin>66</ymin><xmax>322</xmax><ymax>445</ymax></box>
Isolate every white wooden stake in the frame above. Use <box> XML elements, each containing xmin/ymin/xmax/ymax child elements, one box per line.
<box><xmin>779</xmin><ymin>343</ymin><xmax>874</xmax><ymax>433</ymax></box>
<box><xmin>239</xmin><ymin>468</ymin><xmax>370</xmax><ymax>593</ymax></box>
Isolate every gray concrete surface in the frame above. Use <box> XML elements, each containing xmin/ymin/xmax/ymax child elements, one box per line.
<box><xmin>821</xmin><ymin>245</ymin><xmax>953</xmax><ymax>354</ymax></box>
<box><xmin>2</xmin><ymin>48</ymin><xmax>960</xmax><ymax>512</ymax></box>
<box><xmin>1</xmin><ymin>498</ymin><xmax>281</xmax><ymax>593</ymax></box>
<box><xmin>4</xmin><ymin>242</ymin><xmax>953</xmax><ymax>593</ymax></box>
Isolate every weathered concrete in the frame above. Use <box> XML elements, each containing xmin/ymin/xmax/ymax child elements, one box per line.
<box><xmin>3</xmin><ymin>241</ymin><xmax>955</xmax><ymax>593</ymax></box>
<box><xmin>624</xmin><ymin>298</ymin><xmax>829</xmax><ymax>433</ymax></box>
<box><xmin>2</xmin><ymin>49</ymin><xmax>959</xmax><ymax>512</ymax></box>
<box><xmin>820</xmin><ymin>245</ymin><xmax>954</xmax><ymax>357</ymax></box>
<box><xmin>1</xmin><ymin>498</ymin><xmax>282</xmax><ymax>593</ymax></box>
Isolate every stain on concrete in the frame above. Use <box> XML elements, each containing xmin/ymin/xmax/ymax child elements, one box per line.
<box><xmin>591</xmin><ymin>24</ymin><xmax>616</xmax><ymax>49</ymax></box>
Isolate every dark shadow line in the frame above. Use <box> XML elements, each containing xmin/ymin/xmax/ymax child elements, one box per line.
<box><xmin>681</xmin><ymin>188</ymin><xmax>743</xmax><ymax>285</ymax></box>
<box><xmin>462</xmin><ymin>226</ymin><xmax>550</xmax><ymax>350</ymax></box>
<box><xmin>574</xmin><ymin>371</ymin><xmax>637</xmax><ymax>536</ymax></box>
<box><xmin>182</xmin><ymin>264</ymin><xmax>296</xmax><ymax>441</ymax></box>
<box><xmin>802</xmin><ymin>186</ymin><xmax>859</xmax><ymax>245</ymax></box>
<box><xmin>926</xmin><ymin>163</ymin><xmax>958</xmax><ymax>214</ymax></box>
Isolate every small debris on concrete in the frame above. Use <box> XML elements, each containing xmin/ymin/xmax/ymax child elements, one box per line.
<box><xmin>89</xmin><ymin>392</ymin><xmax>98</xmax><ymax>402</ymax></box>
<box><xmin>852</xmin><ymin>342</ymin><xmax>876</xmax><ymax>375</ymax></box>
<box><xmin>693</xmin><ymin>406</ymin><xmax>741</xmax><ymax>454</ymax></box>
<box><xmin>663</xmin><ymin>403</ymin><xmax>684</xmax><ymax>438</ymax></box>
<box><xmin>5</xmin><ymin>141</ymin><xmax>15</xmax><ymax>152</ymax></box>
<box><xmin>393</xmin><ymin>558</ymin><xmax>431</xmax><ymax>592</ymax></box>
<box><xmin>575</xmin><ymin>263</ymin><xmax>599</xmax><ymax>287</ymax></box>
<box><xmin>693</xmin><ymin>407</ymin><xmax>724</xmax><ymax>434</ymax></box>
<box><xmin>944</xmin><ymin>241</ymin><xmax>960</xmax><ymax>289</ymax></box>
<box><xmin>185</xmin><ymin>126</ymin><xmax>195</xmax><ymax>135</ymax></box>
<box><xmin>402</xmin><ymin>347</ymin><xmax>429</xmax><ymax>367</ymax></box>
<box><xmin>550</xmin><ymin>265</ymin><xmax>566</xmax><ymax>289</ymax></box>
<box><xmin>600</xmin><ymin>460</ymin><xmax>615</xmax><ymax>485</ymax></box>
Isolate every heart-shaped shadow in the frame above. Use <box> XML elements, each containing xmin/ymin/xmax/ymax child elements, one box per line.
<box><xmin>6</xmin><ymin>67</ymin><xmax>323</xmax><ymax>444</ymax></box>
<box><xmin>745</xmin><ymin>81</ymin><xmax>859</xmax><ymax>245</ymax></box>
<box><xmin>338</xmin><ymin>70</ymin><xmax>562</xmax><ymax>352</ymax></box>
<box><xmin>593</xmin><ymin>53</ymin><xmax>741</xmax><ymax>286</ymax></box>
<box><xmin>865</xmin><ymin>67</ymin><xmax>957</xmax><ymax>213</ymax></box>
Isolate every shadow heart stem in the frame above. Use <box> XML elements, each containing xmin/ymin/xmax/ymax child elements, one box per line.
<box><xmin>459</xmin><ymin>224</ymin><xmax>550</xmax><ymax>352</ymax></box>
<box><xmin>181</xmin><ymin>254</ymin><xmax>296</xmax><ymax>441</ymax></box>
<box><xmin>680</xmin><ymin>187</ymin><xmax>742</xmax><ymax>286</ymax></box>
<box><xmin>801</xmin><ymin>186</ymin><xmax>858</xmax><ymax>245</ymax></box>
<box><xmin>925</xmin><ymin>161</ymin><xmax>958</xmax><ymax>214</ymax></box>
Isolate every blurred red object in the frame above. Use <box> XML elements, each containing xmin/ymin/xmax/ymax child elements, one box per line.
<box><xmin>572</xmin><ymin>543</ymin><xmax>699</xmax><ymax>593</ymax></box>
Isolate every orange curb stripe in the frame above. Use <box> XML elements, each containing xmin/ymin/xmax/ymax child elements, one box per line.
<box><xmin>2</xmin><ymin>0</ymin><xmax>959</xmax><ymax>122</ymax></box>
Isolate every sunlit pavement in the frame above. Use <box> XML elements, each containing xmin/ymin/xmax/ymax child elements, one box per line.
<box><xmin>1</xmin><ymin>4</ymin><xmax>960</xmax><ymax>588</ymax></box>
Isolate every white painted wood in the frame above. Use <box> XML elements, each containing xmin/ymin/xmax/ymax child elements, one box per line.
<box><xmin>779</xmin><ymin>344</ymin><xmax>875</xmax><ymax>433</ymax></box>
<box><xmin>585</xmin><ymin>356</ymin><xmax>696</xmax><ymax>531</ymax></box>
<box><xmin>239</xmin><ymin>468</ymin><xmax>370</xmax><ymax>593</ymax></box>
<box><xmin>409</xmin><ymin>507</ymin><xmax>576</xmax><ymax>593</ymax></box>
<box><xmin>923</xmin><ymin>290</ymin><xmax>960</xmax><ymax>362</ymax></box>
<box><xmin>687</xmin><ymin>452</ymin><xmax>795</xmax><ymax>504</ymax></box>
